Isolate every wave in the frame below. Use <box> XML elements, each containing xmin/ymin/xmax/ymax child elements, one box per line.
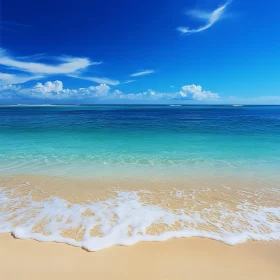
<box><xmin>1</xmin><ymin>183</ymin><xmax>280</xmax><ymax>251</ymax></box>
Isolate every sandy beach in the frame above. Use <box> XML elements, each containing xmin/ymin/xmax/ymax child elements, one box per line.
<box><xmin>1</xmin><ymin>175</ymin><xmax>280</xmax><ymax>279</ymax></box>
<box><xmin>1</xmin><ymin>234</ymin><xmax>280</xmax><ymax>280</ymax></box>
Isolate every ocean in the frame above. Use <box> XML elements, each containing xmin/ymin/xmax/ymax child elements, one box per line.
<box><xmin>0</xmin><ymin>105</ymin><xmax>280</xmax><ymax>251</ymax></box>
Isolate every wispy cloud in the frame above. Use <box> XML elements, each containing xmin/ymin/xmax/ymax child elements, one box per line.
<box><xmin>0</xmin><ymin>20</ymin><xmax>30</xmax><ymax>28</ymax></box>
<box><xmin>130</xmin><ymin>70</ymin><xmax>155</xmax><ymax>77</ymax></box>
<box><xmin>0</xmin><ymin>72</ymin><xmax>43</xmax><ymax>85</ymax></box>
<box><xmin>0</xmin><ymin>48</ymin><xmax>119</xmax><ymax>86</ymax></box>
<box><xmin>0</xmin><ymin>50</ymin><xmax>94</xmax><ymax>74</ymax></box>
<box><xmin>68</xmin><ymin>74</ymin><xmax>120</xmax><ymax>86</ymax></box>
<box><xmin>177</xmin><ymin>1</ymin><xmax>230</xmax><ymax>35</ymax></box>
<box><xmin>123</xmin><ymin>80</ymin><xmax>136</xmax><ymax>84</ymax></box>
<box><xmin>0</xmin><ymin>20</ymin><xmax>30</xmax><ymax>32</ymax></box>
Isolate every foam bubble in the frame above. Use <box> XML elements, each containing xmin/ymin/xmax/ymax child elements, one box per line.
<box><xmin>0</xmin><ymin>184</ymin><xmax>280</xmax><ymax>251</ymax></box>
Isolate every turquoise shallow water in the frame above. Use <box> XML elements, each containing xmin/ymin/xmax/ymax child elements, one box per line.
<box><xmin>1</xmin><ymin>105</ymin><xmax>280</xmax><ymax>181</ymax></box>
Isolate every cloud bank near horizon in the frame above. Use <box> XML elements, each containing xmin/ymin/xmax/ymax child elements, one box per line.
<box><xmin>0</xmin><ymin>80</ymin><xmax>219</xmax><ymax>102</ymax></box>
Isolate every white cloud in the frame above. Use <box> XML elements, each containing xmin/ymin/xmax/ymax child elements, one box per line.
<box><xmin>28</xmin><ymin>80</ymin><xmax>111</xmax><ymax>99</ymax></box>
<box><xmin>33</xmin><ymin>80</ymin><xmax>63</xmax><ymax>94</ymax></box>
<box><xmin>0</xmin><ymin>84</ymin><xmax>22</xmax><ymax>99</ymax></box>
<box><xmin>0</xmin><ymin>53</ymin><xmax>93</xmax><ymax>74</ymax></box>
<box><xmin>0</xmin><ymin>72</ymin><xmax>43</xmax><ymax>85</ymax></box>
<box><xmin>177</xmin><ymin>2</ymin><xmax>230</xmax><ymax>35</ymax></box>
<box><xmin>0</xmin><ymin>80</ymin><xmax>219</xmax><ymax>102</ymax></box>
<box><xmin>0</xmin><ymin>84</ymin><xmax>21</xmax><ymax>91</ymax></box>
<box><xmin>0</xmin><ymin>48</ymin><xmax>114</xmax><ymax>86</ymax></box>
<box><xmin>130</xmin><ymin>70</ymin><xmax>155</xmax><ymax>77</ymax></box>
<box><xmin>112</xmin><ymin>86</ymin><xmax>219</xmax><ymax>101</ymax></box>
<box><xmin>112</xmin><ymin>89</ymin><xmax>122</xmax><ymax>95</ymax></box>
<box><xmin>181</xmin><ymin>84</ymin><xmax>219</xmax><ymax>100</ymax></box>
<box><xmin>93</xmin><ymin>84</ymin><xmax>111</xmax><ymax>96</ymax></box>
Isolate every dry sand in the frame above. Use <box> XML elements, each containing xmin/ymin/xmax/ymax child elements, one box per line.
<box><xmin>1</xmin><ymin>234</ymin><xmax>280</xmax><ymax>280</ymax></box>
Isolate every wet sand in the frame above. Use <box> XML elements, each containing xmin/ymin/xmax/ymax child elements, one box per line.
<box><xmin>1</xmin><ymin>234</ymin><xmax>280</xmax><ymax>280</ymax></box>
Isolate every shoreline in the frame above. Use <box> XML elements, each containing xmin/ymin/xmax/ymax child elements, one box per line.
<box><xmin>1</xmin><ymin>174</ymin><xmax>280</xmax><ymax>251</ymax></box>
<box><xmin>1</xmin><ymin>174</ymin><xmax>280</xmax><ymax>278</ymax></box>
<box><xmin>1</xmin><ymin>233</ymin><xmax>280</xmax><ymax>279</ymax></box>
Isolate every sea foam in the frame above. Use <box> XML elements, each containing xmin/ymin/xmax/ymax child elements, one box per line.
<box><xmin>1</xmin><ymin>183</ymin><xmax>280</xmax><ymax>251</ymax></box>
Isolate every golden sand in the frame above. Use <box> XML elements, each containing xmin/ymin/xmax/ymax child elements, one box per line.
<box><xmin>0</xmin><ymin>234</ymin><xmax>280</xmax><ymax>280</ymax></box>
<box><xmin>1</xmin><ymin>174</ymin><xmax>279</xmax><ymax>205</ymax></box>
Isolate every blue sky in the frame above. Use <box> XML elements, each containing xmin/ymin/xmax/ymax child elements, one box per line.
<box><xmin>0</xmin><ymin>0</ymin><xmax>280</xmax><ymax>104</ymax></box>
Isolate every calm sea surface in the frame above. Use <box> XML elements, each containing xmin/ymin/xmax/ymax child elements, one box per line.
<box><xmin>1</xmin><ymin>105</ymin><xmax>280</xmax><ymax>180</ymax></box>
